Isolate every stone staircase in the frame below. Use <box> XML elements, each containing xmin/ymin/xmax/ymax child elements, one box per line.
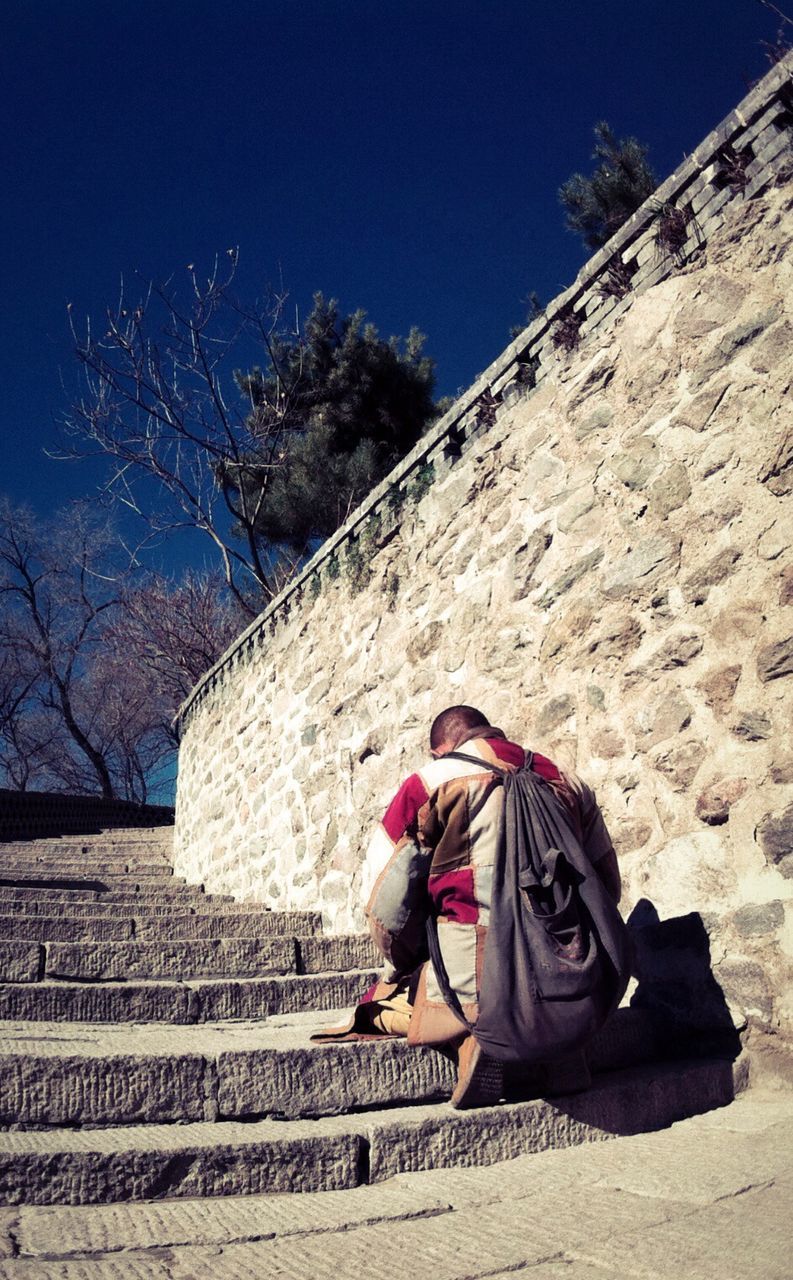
<box><xmin>0</xmin><ymin>830</ymin><xmax>744</xmax><ymax>1208</ymax></box>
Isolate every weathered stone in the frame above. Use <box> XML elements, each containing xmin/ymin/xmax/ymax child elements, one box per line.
<box><xmin>217</xmin><ymin>1039</ymin><xmax>455</xmax><ymax>1120</ymax></box>
<box><xmin>638</xmin><ymin>692</ymin><xmax>693</xmax><ymax>747</ymax></box>
<box><xmin>624</xmin><ymin>632</ymin><xmax>703</xmax><ymax>687</ymax></box>
<box><xmin>406</xmin><ymin>621</ymin><xmax>445</xmax><ymax>663</ymax></box>
<box><xmin>602</xmin><ymin>537</ymin><xmax>680</xmax><ymax>599</ymax></box>
<box><xmin>609</xmin><ymin>437</ymin><xmax>660</xmax><ymax>491</ymax></box>
<box><xmin>626</xmin><ymin>355</ymin><xmax>674</xmax><ymax>405</ymax></box>
<box><xmin>690</xmin><ymin>305</ymin><xmax>781</xmax><ymax>388</ymax></box>
<box><xmin>696</xmin><ymin>778</ymin><xmax>749</xmax><ymax>824</ymax></box>
<box><xmin>611</xmin><ymin>819</ymin><xmax>653</xmax><ymax>855</ymax></box>
<box><xmin>587</xmin><ymin>615</ymin><xmax>643</xmax><ymax>663</ymax></box>
<box><xmin>540</xmin><ymin>602</ymin><xmax>596</xmax><ymax>662</ymax></box>
<box><xmin>537</xmin><ymin>548</ymin><xmax>604</xmax><ymax>609</ymax></box>
<box><xmin>0</xmin><ymin>941</ymin><xmax>41</xmax><ymax>982</ymax></box>
<box><xmin>779</xmin><ymin>566</ymin><xmax>793</xmax><ymax>606</ymax></box>
<box><xmin>757</xmin><ymin>805</ymin><xmax>793</xmax><ymax>877</ymax></box>
<box><xmin>534</xmin><ymin>695</ymin><xmax>575</xmax><ymax>735</ymax></box>
<box><xmin>733</xmin><ymin>900</ymin><xmax>785</xmax><ymax>937</ymax></box>
<box><xmin>0</xmin><ymin>1049</ymin><xmax>214</xmax><ymax>1126</ymax></box>
<box><xmin>637</xmin><ymin>830</ymin><xmax>738</xmax><ymax>916</ymax></box>
<box><xmin>697</xmin><ymin>665</ymin><xmax>741</xmax><ymax>716</ymax></box>
<box><xmin>556</xmin><ymin>493</ymin><xmax>597</xmax><ymax>533</ymax></box>
<box><xmin>133</xmin><ymin>911</ymin><xmax>322</xmax><ymax>940</ymax></box>
<box><xmin>44</xmin><ymin>937</ymin><xmax>296</xmax><ymax>981</ymax></box>
<box><xmin>652</xmin><ymin>739</ymin><xmax>706</xmax><ymax>791</ymax></box>
<box><xmin>366</xmin><ymin>1059</ymin><xmax>737</xmax><ymax>1183</ymax></box>
<box><xmin>648</xmin><ymin>462</ymin><xmax>692</xmax><ymax>517</ymax></box>
<box><xmin>759</xmin><ymin>424</ymin><xmax>793</xmax><ymax>496</ymax></box>
<box><xmin>731</xmin><ymin>712</ymin><xmax>772</xmax><ymax>741</ymax></box>
<box><xmin>673</xmin><ymin>274</ymin><xmax>747</xmax><ymax>341</ymax></box>
<box><xmin>0</xmin><ymin>914</ymin><xmax>133</xmax><ymax>942</ymax></box>
<box><xmin>671</xmin><ymin>381</ymin><xmax>729</xmax><ymax>433</ymax></box>
<box><xmin>574</xmin><ymin>401</ymin><xmax>613</xmax><ymax>440</ymax></box>
<box><xmin>748</xmin><ymin>319</ymin><xmax>793</xmax><ymax>374</ymax></box>
<box><xmin>683</xmin><ymin>547</ymin><xmax>741</xmax><ymax>603</ymax></box>
<box><xmin>757</xmin><ymin>635</ymin><xmax>793</xmax><ymax>682</ymax></box>
<box><xmin>698</xmin><ymin>433</ymin><xmax>735</xmax><ymax>479</ymax></box>
<box><xmin>0</xmin><ymin>1121</ymin><xmax>361</xmax><ymax>1204</ymax></box>
<box><xmin>587</xmin><ymin>685</ymin><xmax>605</xmax><ymax>710</ymax></box>
<box><xmin>590</xmin><ymin>729</ymin><xmax>625</xmax><ymax>759</ymax></box>
<box><xmin>298</xmin><ymin>935</ymin><xmax>380</xmax><ymax>974</ymax></box>
<box><xmin>714</xmin><ymin>957</ymin><xmax>774</xmax><ymax>1021</ymax></box>
<box><xmin>567</xmin><ymin>348</ymin><xmax>617</xmax><ymax>408</ymax></box>
<box><xmin>512</xmin><ymin>526</ymin><xmax>553</xmax><ymax>600</ymax></box>
<box><xmin>771</xmin><ymin>757</ymin><xmax>793</xmax><ymax>785</ymax></box>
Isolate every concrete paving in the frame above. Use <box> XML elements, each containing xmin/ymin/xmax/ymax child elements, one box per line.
<box><xmin>0</xmin><ymin>1090</ymin><xmax>788</xmax><ymax>1277</ymax></box>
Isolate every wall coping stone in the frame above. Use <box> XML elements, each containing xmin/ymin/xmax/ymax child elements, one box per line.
<box><xmin>176</xmin><ymin>53</ymin><xmax>793</xmax><ymax>735</ymax></box>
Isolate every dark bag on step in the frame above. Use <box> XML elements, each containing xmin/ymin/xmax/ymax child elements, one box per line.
<box><xmin>426</xmin><ymin>753</ymin><xmax>631</xmax><ymax>1064</ymax></box>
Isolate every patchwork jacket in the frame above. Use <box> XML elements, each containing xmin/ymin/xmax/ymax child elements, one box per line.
<box><xmin>362</xmin><ymin>729</ymin><xmax>616</xmax><ymax>1047</ymax></box>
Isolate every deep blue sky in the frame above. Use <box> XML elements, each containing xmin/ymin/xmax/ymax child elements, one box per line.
<box><xmin>1</xmin><ymin>0</ymin><xmax>781</xmax><ymax>571</ymax></box>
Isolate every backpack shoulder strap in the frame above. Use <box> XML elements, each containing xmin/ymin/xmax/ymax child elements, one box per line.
<box><xmin>444</xmin><ymin>749</ymin><xmax>534</xmax><ymax>775</ymax></box>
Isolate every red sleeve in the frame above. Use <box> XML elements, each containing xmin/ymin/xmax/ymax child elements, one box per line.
<box><xmin>381</xmin><ymin>773</ymin><xmax>429</xmax><ymax>844</ymax></box>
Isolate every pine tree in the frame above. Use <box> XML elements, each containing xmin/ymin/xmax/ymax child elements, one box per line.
<box><xmin>559</xmin><ymin>122</ymin><xmax>658</xmax><ymax>250</ymax></box>
<box><xmin>230</xmin><ymin>294</ymin><xmax>437</xmax><ymax>555</ymax></box>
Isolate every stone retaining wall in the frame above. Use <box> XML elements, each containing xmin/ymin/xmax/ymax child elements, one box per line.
<box><xmin>174</xmin><ymin>58</ymin><xmax>793</xmax><ymax>1039</ymax></box>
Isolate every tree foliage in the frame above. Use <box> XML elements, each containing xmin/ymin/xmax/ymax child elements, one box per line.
<box><xmin>232</xmin><ymin>294</ymin><xmax>436</xmax><ymax>553</ymax></box>
<box><xmin>559</xmin><ymin>121</ymin><xmax>658</xmax><ymax>250</ymax></box>
<box><xmin>63</xmin><ymin>261</ymin><xmax>437</xmax><ymax>614</ymax></box>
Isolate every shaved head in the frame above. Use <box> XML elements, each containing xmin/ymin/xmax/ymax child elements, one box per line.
<box><xmin>430</xmin><ymin>705</ymin><xmax>491</xmax><ymax>751</ymax></box>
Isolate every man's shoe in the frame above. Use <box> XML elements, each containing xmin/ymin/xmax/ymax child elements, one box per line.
<box><xmin>450</xmin><ymin>1035</ymin><xmax>504</xmax><ymax>1109</ymax></box>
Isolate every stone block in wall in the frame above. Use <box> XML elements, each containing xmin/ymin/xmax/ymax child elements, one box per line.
<box><xmin>756</xmin><ymin>804</ymin><xmax>793</xmax><ymax>879</ymax></box>
<box><xmin>601</xmin><ymin>537</ymin><xmax>681</xmax><ymax>601</ymax></box>
<box><xmin>731</xmin><ymin>98</ymin><xmax>789</xmax><ymax>152</ymax></box>
<box><xmin>733</xmin><ymin>900</ymin><xmax>785</xmax><ymax>938</ymax></box>
<box><xmin>695</xmin><ymin>779</ymin><xmax>749</xmax><ymax>826</ymax></box>
<box><xmin>695</xmin><ymin>670</ymin><xmax>741</xmax><ymax>721</ymax></box>
<box><xmin>745</xmin><ymin>142</ymin><xmax>793</xmax><ymax>200</ymax></box>
<box><xmin>537</xmin><ymin>548</ymin><xmax>604</xmax><ymax>610</ymax></box>
<box><xmin>757</xmin><ymin>636</ymin><xmax>793</xmax><ymax>683</ymax></box>
<box><xmin>682</xmin><ymin>548</ymin><xmax>743</xmax><ymax>604</ymax></box>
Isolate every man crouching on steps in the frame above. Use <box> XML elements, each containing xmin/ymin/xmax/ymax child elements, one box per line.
<box><xmin>313</xmin><ymin>705</ymin><xmax>621</xmax><ymax>1109</ymax></box>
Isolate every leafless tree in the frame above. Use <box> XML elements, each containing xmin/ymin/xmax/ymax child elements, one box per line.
<box><xmin>60</xmin><ymin>254</ymin><xmax>302</xmax><ymax>617</ymax></box>
<box><xmin>0</xmin><ymin>498</ymin><xmax>245</xmax><ymax>800</ymax></box>
<box><xmin>104</xmin><ymin>568</ymin><xmax>246</xmax><ymax>730</ymax></box>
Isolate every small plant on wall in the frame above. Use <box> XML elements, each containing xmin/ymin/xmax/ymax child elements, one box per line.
<box><xmin>598</xmin><ymin>257</ymin><xmax>635</xmax><ymax>300</ymax></box>
<box><xmin>407</xmin><ymin>460</ymin><xmax>435</xmax><ymax>505</ymax></box>
<box><xmin>551</xmin><ymin>303</ymin><xmax>584</xmax><ymax>353</ymax></box>
<box><xmin>653</xmin><ymin>201</ymin><xmax>696</xmax><ymax>263</ymax></box>
<box><xmin>717</xmin><ymin>143</ymin><xmax>751</xmax><ymax>193</ymax></box>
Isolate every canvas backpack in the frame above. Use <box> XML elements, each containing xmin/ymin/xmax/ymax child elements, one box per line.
<box><xmin>425</xmin><ymin>751</ymin><xmax>631</xmax><ymax>1064</ymax></box>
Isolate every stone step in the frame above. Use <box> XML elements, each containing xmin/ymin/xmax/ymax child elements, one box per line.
<box><xmin>0</xmin><ymin>885</ymin><xmax>230</xmax><ymax>906</ymax></box>
<box><xmin>0</xmin><ymin>899</ymin><xmax>315</xmax><ymax>920</ymax></box>
<box><xmin>0</xmin><ymin>1056</ymin><xmax>740</xmax><ymax>1205</ymax></box>
<box><xmin>0</xmin><ymin>832</ymin><xmax>173</xmax><ymax>852</ymax></box>
<box><xmin>0</xmin><ymin>970</ymin><xmax>379</xmax><ymax>1023</ymax></box>
<box><xmin>0</xmin><ymin>909</ymin><xmax>323</xmax><ymax>943</ymax></box>
<box><xmin>0</xmin><ymin>873</ymin><xmax>185</xmax><ymax>892</ymax></box>
<box><xmin>0</xmin><ymin>1005</ymin><xmax>672</xmax><ymax>1128</ymax></box>
<box><xmin>0</xmin><ymin>933</ymin><xmax>377</xmax><ymax>983</ymax></box>
<box><xmin>0</xmin><ymin>865</ymin><xmax>175</xmax><ymax>885</ymax></box>
<box><xmin>0</xmin><ymin>859</ymin><xmax>174</xmax><ymax>876</ymax></box>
